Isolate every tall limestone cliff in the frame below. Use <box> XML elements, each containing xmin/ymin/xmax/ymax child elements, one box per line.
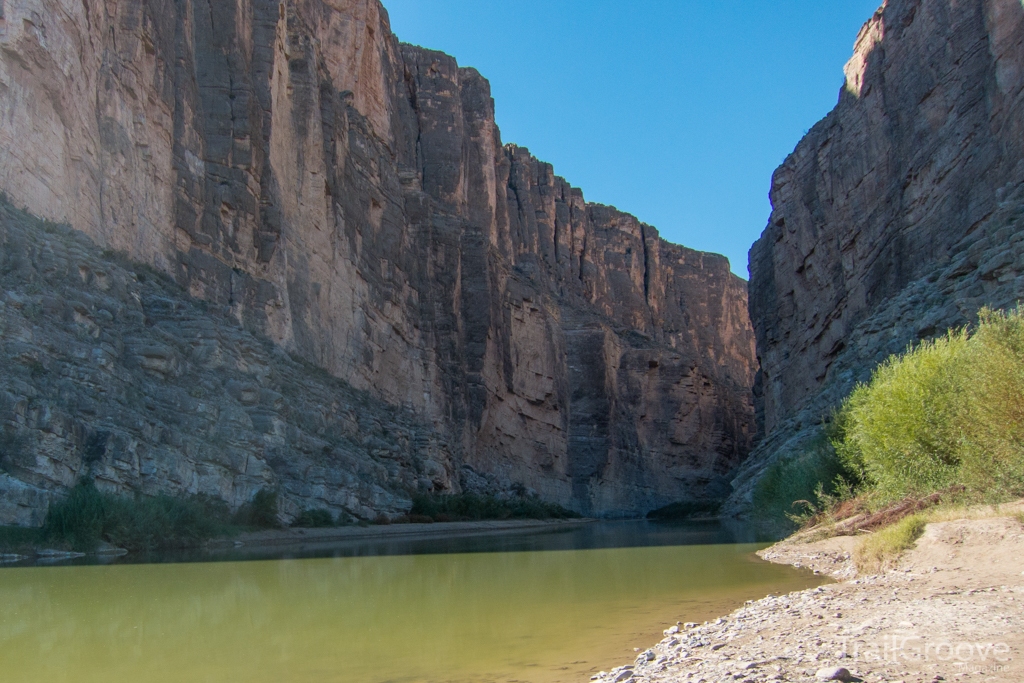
<box><xmin>729</xmin><ymin>0</ymin><xmax>1024</xmax><ymax>513</ymax></box>
<box><xmin>0</xmin><ymin>0</ymin><xmax>755</xmax><ymax>521</ymax></box>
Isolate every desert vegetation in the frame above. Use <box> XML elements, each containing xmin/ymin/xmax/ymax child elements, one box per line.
<box><xmin>755</xmin><ymin>307</ymin><xmax>1024</xmax><ymax>542</ymax></box>
<box><xmin>37</xmin><ymin>481</ymin><xmax>281</xmax><ymax>552</ymax></box>
<box><xmin>291</xmin><ymin>508</ymin><xmax>339</xmax><ymax>528</ymax></box>
<box><xmin>408</xmin><ymin>493</ymin><xmax>580</xmax><ymax>522</ymax></box>
<box><xmin>645</xmin><ymin>500</ymin><xmax>723</xmax><ymax>520</ymax></box>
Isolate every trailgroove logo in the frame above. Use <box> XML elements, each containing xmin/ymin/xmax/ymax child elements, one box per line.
<box><xmin>838</xmin><ymin>634</ymin><xmax>1011</xmax><ymax>669</ymax></box>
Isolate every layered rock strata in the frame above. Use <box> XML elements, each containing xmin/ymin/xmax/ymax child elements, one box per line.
<box><xmin>0</xmin><ymin>201</ymin><xmax>458</xmax><ymax>526</ymax></box>
<box><xmin>0</xmin><ymin>0</ymin><xmax>755</xmax><ymax>519</ymax></box>
<box><xmin>730</xmin><ymin>0</ymin><xmax>1024</xmax><ymax>513</ymax></box>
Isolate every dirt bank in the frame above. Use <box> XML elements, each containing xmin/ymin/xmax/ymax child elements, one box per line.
<box><xmin>591</xmin><ymin>506</ymin><xmax>1024</xmax><ymax>683</ymax></box>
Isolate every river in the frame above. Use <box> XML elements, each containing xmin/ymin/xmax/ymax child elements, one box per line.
<box><xmin>0</xmin><ymin>521</ymin><xmax>822</xmax><ymax>683</ymax></box>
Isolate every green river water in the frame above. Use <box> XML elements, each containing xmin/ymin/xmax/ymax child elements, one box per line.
<box><xmin>0</xmin><ymin>521</ymin><xmax>821</xmax><ymax>683</ymax></box>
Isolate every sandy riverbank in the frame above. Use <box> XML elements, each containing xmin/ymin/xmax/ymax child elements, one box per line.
<box><xmin>591</xmin><ymin>504</ymin><xmax>1024</xmax><ymax>683</ymax></box>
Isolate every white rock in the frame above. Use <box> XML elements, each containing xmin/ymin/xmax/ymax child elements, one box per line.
<box><xmin>815</xmin><ymin>666</ymin><xmax>853</xmax><ymax>681</ymax></box>
<box><xmin>94</xmin><ymin>541</ymin><xmax>128</xmax><ymax>556</ymax></box>
<box><xmin>36</xmin><ymin>549</ymin><xmax>86</xmax><ymax>560</ymax></box>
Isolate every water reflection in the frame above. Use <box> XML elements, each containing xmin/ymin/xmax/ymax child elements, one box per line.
<box><xmin>127</xmin><ymin>519</ymin><xmax>765</xmax><ymax>565</ymax></box>
<box><xmin>0</xmin><ymin>522</ymin><xmax>822</xmax><ymax>683</ymax></box>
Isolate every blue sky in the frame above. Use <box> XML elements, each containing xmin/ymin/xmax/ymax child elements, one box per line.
<box><xmin>383</xmin><ymin>1</ymin><xmax>881</xmax><ymax>278</ymax></box>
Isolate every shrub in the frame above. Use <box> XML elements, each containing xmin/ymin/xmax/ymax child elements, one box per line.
<box><xmin>233</xmin><ymin>488</ymin><xmax>280</xmax><ymax>529</ymax></box>
<box><xmin>44</xmin><ymin>480</ymin><xmax>110</xmax><ymax>551</ymax></box>
<box><xmin>834</xmin><ymin>307</ymin><xmax>1024</xmax><ymax>507</ymax></box>
<box><xmin>955</xmin><ymin>308</ymin><xmax>1024</xmax><ymax>499</ymax></box>
<box><xmin>0</xmin><ymin>525</ymin><xmax>43</xmax><ymax>553</ymax></box>
<box><xmin>406</xmin><ymin>514</ymin><xmax>434</xmax><ymax>524</ymax></box>
<box><xmin>43</xmin><ymin>480</ymin><xmax>235</xmax><ymax>552</ymax></box>
<box><xmin>409</xmin><ymin>493</ymin><xmax>580</xmax><ymax>522</ymax></box>
<box><xmin>758</xmin><ymin>307</ymin><xmax>1024</xmax><ymax>534</ymax></box>
<box><xmin>292</xmin><ymin>508</ymin><xmax>335</xmax><ymax>528</ymax></box>
<box><xmin>646</xmin><ymin>500</ymin><xmax>722</xmax><ymax>520</ymax></box>
<box><xmin>752</xmin><ymin>431</ymin><xmax>856</xmax><ymax>532</ymax></box>
<box><xmin>833</xmin><ymin>330</ymin><xmax>970</xmax><ymax>502</ymax></box>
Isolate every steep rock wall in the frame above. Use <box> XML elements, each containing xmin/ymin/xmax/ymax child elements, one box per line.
<box><xmin>0</xmin><ymin>201</ymin><xmax>456</xmax><ymax>526</ymax></box>
<box><xmin>0</xmin><ymin>0</ymin><xmax>755</xmax><ymax>518</ymax></box>
<box><xmin>730</xmin><ymin>0</ymin><xmax>1024</xmax><ymax>513</ymax></box>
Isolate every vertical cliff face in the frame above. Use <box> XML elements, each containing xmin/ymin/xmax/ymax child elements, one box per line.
<box><xmin>0</xmin><ymin>0</ymin><xmax>755</xmax><ymax>518</ymax></box>
<box><xmin>730</xmin><ymin>0</ymin><xmax>1024</xmax><ymax>512</ymax></box>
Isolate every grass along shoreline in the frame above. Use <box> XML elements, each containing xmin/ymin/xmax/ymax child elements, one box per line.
<box><xmin>0</xmin><ymin>485</ymin><xmax>581</xmax><ymax>559</ymax></box>
<box><xmin>0</xmin><ymin>480</ymin><xmax>281</xmax><ymax>556</ymax></box>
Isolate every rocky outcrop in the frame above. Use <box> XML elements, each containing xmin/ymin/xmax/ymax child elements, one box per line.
<box><xmin>729</xmin><ymin>0</ymin><xmax>1024</xmax><ymax>513</ymax></box>
<box><xmin>0</xmin><ymin>0</ymin><xmax>755</xmax><ymax>520</ymax></box>
<box><xmin>0</xmin><ymin>200</ymin><xmax>458</xmax><ymax>526</ymax></box>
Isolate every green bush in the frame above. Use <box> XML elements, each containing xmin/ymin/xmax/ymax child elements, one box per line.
<box><xmin>834</xmin><ymin>307</ymin><xmax>1024</xmax><ymax>507</ymax></box>
<box><xmin>646</xmin><ymin>500</ymin><xmax>722</xmax><ymax>520</ymax></box>
<box><xmin>409</xmin><ymin>493</ymin><xmax>580</xmax><ymax>522</ymax></box>
<box><xmin>43</xmin><ymin>480</ymin><xmax>235</xmax><ymax>552</ymax></box>
<box><xmin>232</xmin><ymin>488</ymin><xmax>280</xmax><ymax>529</ymax></box>
<box><xmin>0</xmin><ymin>525</ymin><xmax>43</xmax><ymax>553</ymax></box>
<box><xmin>292</xmin><ymin>508</ymin><xmax>335</xmax><ymax>528</ymax></box>
<box><xmin>752</xmin><ymin>431</ymin><xmax>855</xmax><ymax>532</ymax></box>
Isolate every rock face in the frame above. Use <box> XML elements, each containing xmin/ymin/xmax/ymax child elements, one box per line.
<box><xmin>730</xmin><ymin>0</ymin><xmax>1024</xmax><ymax>513</ymax></box>
<box><xmin>0</xmin><ymin>201</ymin><xmax>458</xmax><ymax>526</ymax></box>
<box><xmin>0</xmin><ymin>0</ymin><xmax>755</xmax><ymax>520</ymax></box>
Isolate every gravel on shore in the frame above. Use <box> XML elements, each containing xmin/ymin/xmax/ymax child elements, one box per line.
<box><xmin>590</xmin><ymin>510</ymin><xmax>1024</xmax><ymax>683</ymax></box>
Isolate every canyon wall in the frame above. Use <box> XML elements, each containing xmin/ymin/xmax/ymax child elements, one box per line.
<box><xmin>0</xmin><ymin>0</ymin><xmax>755</xmax><ymax>520</ymax></box>
<box><xmin>0</xmin><ymin>200</ymin><xmax>459</xmax><ymax>526</ymax></box>
<box><xmin>729</xmin><ymin>0</ymin><xmax>1024</xmax><ymax>513</ymax></box>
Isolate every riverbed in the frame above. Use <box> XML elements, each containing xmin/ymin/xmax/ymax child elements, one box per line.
<box><xmin>0</xmin><ymin>521</ymin><xmax>823</xmax><ymax>683</ymax></box>
<box><xmin>592</xmin><ymin>509</ymin><xmax>1024</xmax><ymax>683</ymax></box>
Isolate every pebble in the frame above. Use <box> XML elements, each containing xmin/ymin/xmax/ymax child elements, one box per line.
<box><xmin>589</xmin><ymin>521</ymin><xmax>1022</xmax><ymax>683</ymax></box>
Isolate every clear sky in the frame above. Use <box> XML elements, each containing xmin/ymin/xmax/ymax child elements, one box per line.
<box><xmin>382</xmin><ymin>0</ymin><xmax>881</xmax><ymax>278</ymax></box>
